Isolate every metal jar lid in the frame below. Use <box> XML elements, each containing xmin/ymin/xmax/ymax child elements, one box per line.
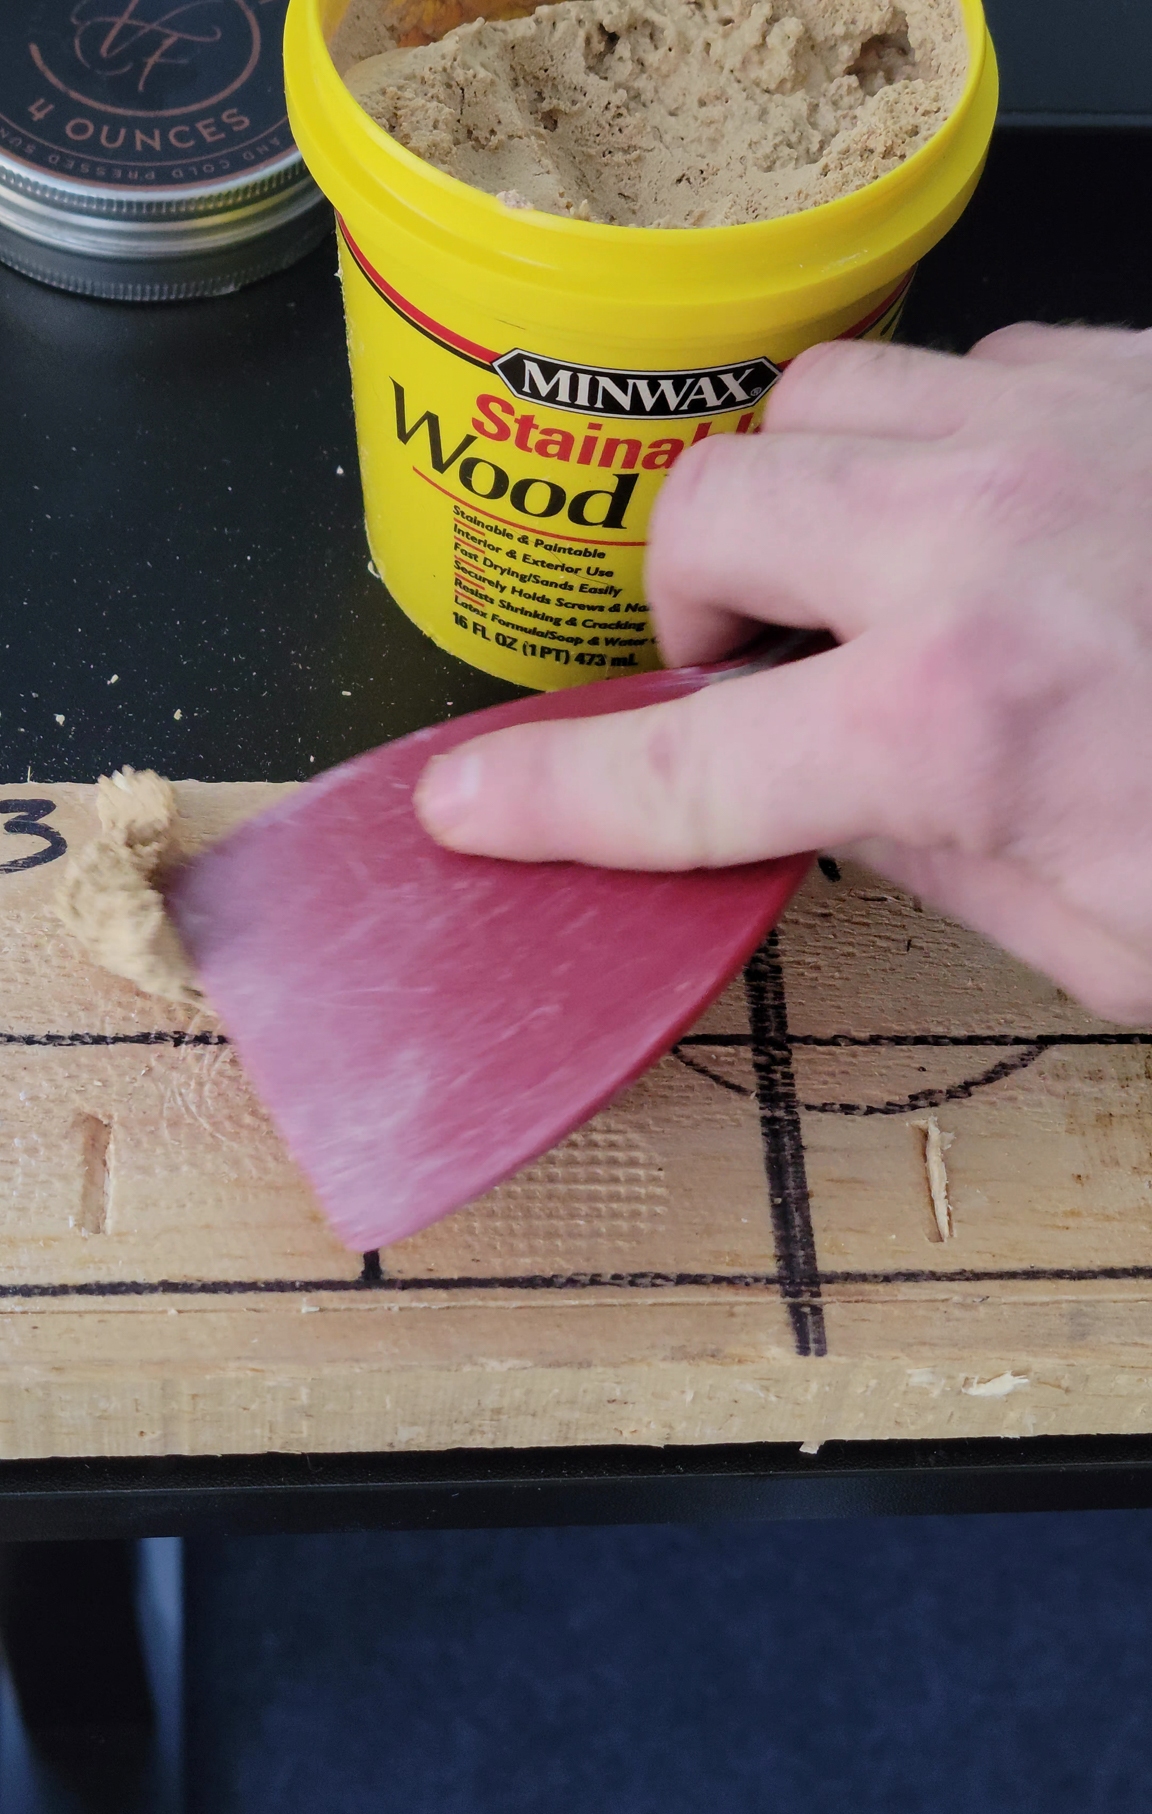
<box><xmin>0</xmin><ymin>1</ymin><xmax>332</xmax><ymax>301</ymax></box>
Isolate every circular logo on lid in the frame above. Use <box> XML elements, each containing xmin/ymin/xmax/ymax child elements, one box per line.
<box><xmin>0</xmin><ymin>0</ymin><xmax>297</xmax><ymax>190</ymax></box>
<box><xmin>31</xmin><ymin>1</ymin><xmax>262</xmax><ymax>118</ymax></box>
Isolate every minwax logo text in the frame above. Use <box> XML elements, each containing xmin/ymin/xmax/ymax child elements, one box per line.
<box><xmin>492</xmin><ymin>351</ymin><xmax>781</xmax><ymax>420</ymax></box>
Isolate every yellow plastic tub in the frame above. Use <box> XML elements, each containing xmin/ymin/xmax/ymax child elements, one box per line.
<box><xmin>285</xmin><ymin>0</ymin><xmax>998</xmax><ymax>688</ymax></box>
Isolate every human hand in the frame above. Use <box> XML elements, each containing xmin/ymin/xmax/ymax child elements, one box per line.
<box><xmin>415</xmin><ymin>324</ymin><xmax>1152</xmax><ymax>1023</ymax></box>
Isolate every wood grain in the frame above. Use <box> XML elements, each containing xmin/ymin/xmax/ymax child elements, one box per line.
<box><xmin>1</xmin><ymin>785</ymin><xmax>1151</xmax><ymax>1458</ymax></box>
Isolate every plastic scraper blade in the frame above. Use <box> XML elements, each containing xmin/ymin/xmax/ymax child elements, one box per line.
<box><xmin>167</xmin><ymin>645</ymin><xmax>815</xmax><ymax>1252</ymax></box>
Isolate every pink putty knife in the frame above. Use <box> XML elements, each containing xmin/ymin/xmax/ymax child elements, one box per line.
<box><xmin>167</xmin><ymin>628</ymin><xmax>825</xmax><ymax>1252</ymax></box>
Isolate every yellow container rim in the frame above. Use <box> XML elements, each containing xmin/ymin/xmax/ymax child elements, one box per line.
<box><xmin>286</xmin><ymin>0</ymin><xmax>997</xmax><ymax>307</ymax></box>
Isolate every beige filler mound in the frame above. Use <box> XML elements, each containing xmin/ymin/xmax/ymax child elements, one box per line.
<box><xmin>55</xmin><ymin>768</ymin><xmax>202</xmax><ymax>1005</ymax></box>
<box><xmin>339</xmin><ymin>0</ymin><xmax>967</xmax><ymax>228</ymax></box>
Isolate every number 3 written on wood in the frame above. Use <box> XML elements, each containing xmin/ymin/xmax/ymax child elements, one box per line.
<box><xmin>0</xmin><ymin>799</ymin><xmax>67</xmax><ymax>874</ymax></box>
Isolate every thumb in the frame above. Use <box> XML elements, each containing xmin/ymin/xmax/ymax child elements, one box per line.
<box><xmin>414</xmin><ymin>638</ymin><xmax>925</xmax><ymax>869</ymax></box>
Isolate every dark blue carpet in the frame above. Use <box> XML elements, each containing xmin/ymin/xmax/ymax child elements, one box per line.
<box><xmin>186</xmin><ymin>1512</ymin><xmax>1152</xmax><ymax>1812</ymax></box>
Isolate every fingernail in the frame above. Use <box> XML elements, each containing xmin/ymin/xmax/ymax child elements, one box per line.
<box><xmin>414</xmin><ymin>748</ymin><xmax>482</xmax><ymax>839</ymax></box>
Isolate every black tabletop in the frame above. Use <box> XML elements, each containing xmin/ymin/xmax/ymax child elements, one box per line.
<box><xmin>4</xmin><ymin>127</ymin><xmax>1151</xmax><ymax>788</ymax></box>
<box><xmin>2</xmin><ymin>127</ymin><xmax>1152</xmax><ymax>1537</ymax></box>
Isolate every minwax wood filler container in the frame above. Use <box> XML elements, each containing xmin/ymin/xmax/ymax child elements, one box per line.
<box><xmin>285</xmin><ymin>0</ymin><xmax>997</xmax><ymax>689</ymax></box>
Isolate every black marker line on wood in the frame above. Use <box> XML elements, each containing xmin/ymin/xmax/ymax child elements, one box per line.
<box><xmin>5</xmin><ymin>1029</ymin><xmax>1152</xmax><ymax>1052</ymax></box>
<box><xmin>680</xmin><ymin>1031</ymin><xmax>1152</xmax><ymax>1050</ymax></box>
<box><xmin>5</xmin><ymin>1263</ymin><xmax>1152</xmax><ymax>1301</ymax></box>
<box><xmin>745</xmin><ymin>933</ymin><xmax>826</xmax><ymax>1358</ymax></box>
<box><xmin>797</xmin><ymin>1047</ymin><xmax>1046</xmax><ymax>1118</ymax></box>
<box><xmin>0</xmin><ymin>1031</ymin><xmax>229</xmax><ymax>1048</ymax></box>
<box><xmin>674</xmin><ymin>1044</ymin><xmax>1048</xmax><ymax>1116</ymax></box>
<box><xmin>671</xmin><ymin>1048</ymin><xmax>753</xmax><ymax>1096</ymax></box>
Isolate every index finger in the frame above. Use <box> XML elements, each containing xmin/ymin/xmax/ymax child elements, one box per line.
<box><xmin>765</xmin><ymin>338</ymin><xmax>993</xmax><ymax>441</ymax></box>
<box><xmin>646</xmin><ymin>427</ymin><xmax>979</xmax><ymax>667</ymax></box>
<box><xmin>415</xmin><ymin>618</ymin><xmax>980</xmax><ymax>871</ymax></box>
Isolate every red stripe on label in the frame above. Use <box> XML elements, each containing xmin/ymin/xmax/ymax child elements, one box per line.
<box><xmin>341</xmin><ymin>216</ymin><xmax>910</xmax><ymax>392</ymax></box>
<box><xmin>775</xmin><ymin>274</ymin><xmax>915</xmax><ymax>373</ymax></box>
<box><xmin>841</xmin><ymin>273</ymin><xmax>914</xmax><ymax>340</ymax></box>
<box><xmin>338</xmin><ymin>219</ymin><xmax>500</xmax><ymax>366</ymax></box>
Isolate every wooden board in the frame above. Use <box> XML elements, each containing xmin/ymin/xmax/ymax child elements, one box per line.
<box><xmin>2</xmin><ymin>783</ymin><xmax>1152</xmax><ymax>1460</ymax></box>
